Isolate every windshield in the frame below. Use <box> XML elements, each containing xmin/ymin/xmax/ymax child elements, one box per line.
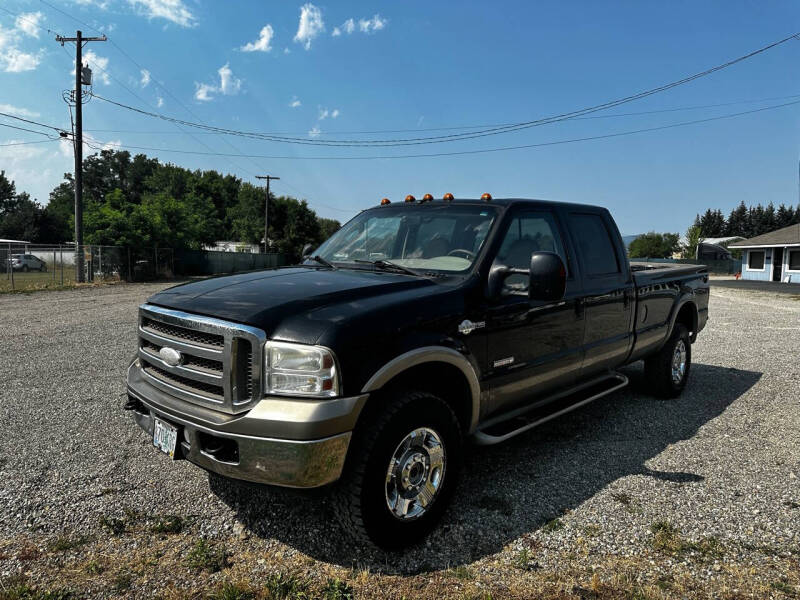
<box><xmin>311</xmin><ymin>204</ymin><xmax>499</xmax><ymax>273</ymax></box>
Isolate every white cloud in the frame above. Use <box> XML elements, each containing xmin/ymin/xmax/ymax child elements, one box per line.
<box><xmin>218</xmin><ymin>63</ymin><xmax>241</xmax><ymax>95</ymax></box>
<box><xmin>0</xmin><ymin>22</ymin><xmax>43</xmax><ymax>73</ymax></box>
<box><xmin>194</xmin><ymin>82</ymin><xmax>215</xmax><ymax>102</ymax></box>
<box><xmin>157</xmin><ymin>96</ymin><xmax>164</xmax><ymax>107</ymax></box>
<box><xmin>1</xmin><ymin>48</ymin><xmax>41</xmax><ymax>72</ymax></box>
<box><xmin>359</xmin><ymin>14</ymin><xmax>387</xmax><ymax>33</ymax></box>
<box><xmin>16</xmin><ymin>12</ymin><xmax>43</xmax><ymax>38</ymax></box>
<box><xmin>317</xmin><ymin>106</ymin><xmax>339</xmax><ymax>121</ymax></box>
<box><xmin>308</xmin><ymin>126</ymin><xmax>321</xmax><ymax>138</ymax></box>
<box><xmin>343</xmin><ymin>18</ymin><xmax>355</xmax><ymax>34</ymax></box>
<box><xmin>127</xmin><ymin>0</ymin><xmax>196</xmax><ymax>27</ymax></box>
<box><xmin>140</xmin><ymin>68</ymin><xmax>151</xmax><ymax>87</ymax></box>
<box><xmin>283</xmin><ymin>47</ymin><xmax>290</xmax><ymax>54</ymax></box>
<box><xmin>289</xmin><ymin>96</ymin><xmax>301</xmax><ymax>108</ymax></box>
<box><xmin>293</xmin><ymin>3</ymin><xmax>324</xmax><ymax>50</ymax></box>
<box><xmin>241</xmin><ymin>24</ymin><xmax>274</xmax><ymax>52</ymax></box>
<box><xmin>194</xmin><ymin>63</ymin><xmax>241</xmax><ymax>101</ymax></box>
<box><xmin>0</xmin><ymin>104</ymin><xmax>40</xmax><ymax>118</ymax></box>
<box><xmin>331</xmin><ymin>27</ymin><xmax>340</xmax><ymax>37</ymax></box>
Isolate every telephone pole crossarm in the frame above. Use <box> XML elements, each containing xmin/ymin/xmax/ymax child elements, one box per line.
<box><xmin>255</xmin><ymin>175</ymin><xmax>280</xmax><ymax>253</ymax></box>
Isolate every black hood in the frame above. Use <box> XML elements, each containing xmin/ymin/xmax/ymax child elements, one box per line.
<box><xmin>148</xmin><ymin>267</ymin><xmax>435</xmax><ymax>331</ymax></box>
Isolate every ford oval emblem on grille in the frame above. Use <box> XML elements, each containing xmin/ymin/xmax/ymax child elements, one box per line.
<box><xmin>159</xmin><ymin>346</ymin><xmax>183</xmax><ymax>367</ymax></box>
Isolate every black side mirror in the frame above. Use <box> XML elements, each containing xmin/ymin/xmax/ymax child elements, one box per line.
<box><xmin>301</xmin><ymin>243</ymin><xmax>314</xmax><ymax>258</ymax></box>
<box><xmin>528</xmin><ymin>251</ymin><xmax>566</xmax><ymax>302</ymax></box>
<box><xmin>487</xmin><ymin>251</ymin><xmax>566</xmax><ymax>302</ymax></box>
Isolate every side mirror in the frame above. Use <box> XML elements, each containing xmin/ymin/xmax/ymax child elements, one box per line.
<box><xmin>487</xmin><ymin>251</ymin><xmax>566</xmax><ymax>302</ymax></box>
<box><xmin>528</xmin><ymin>251</ymin><xmax>566</xmax><ymax>302</ymax></box>
<box><xmin>301</xmin><ymin>243</ymin><xmax>314</xmax><ymax>258</ymax></box>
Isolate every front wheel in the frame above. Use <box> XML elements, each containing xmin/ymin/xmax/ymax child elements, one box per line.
<box><xmin>644</xmin><ymin>323</ymin><xmax>691</xmax><ymax>398</ymax></box>
<box><xmin>21</xmin><ymin>265</ymin><xmax>28</xmax><ymax>273</ymax></box>
<box><xmin>337</xmin><ymin>390</ymin><xmax>462</xmax><ymax>550</ymax></box>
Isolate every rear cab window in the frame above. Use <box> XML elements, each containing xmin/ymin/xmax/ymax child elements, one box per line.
<box><xmin>567</xmin><ymin>212</ymin><xmax>621</xmax><ymax>277</ymax></box>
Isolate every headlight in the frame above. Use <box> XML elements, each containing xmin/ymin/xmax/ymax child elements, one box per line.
<box><xmin>264</xmin><ymin>341</ymin><xmax>339</xmax><ymax>397</ymax></box>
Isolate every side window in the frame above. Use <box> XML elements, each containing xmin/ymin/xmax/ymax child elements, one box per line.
<box><xmin>747</xmin><ymin>250</ymin><xmax>765</xmax><ymax>270</ymax></box>
<box><xmin>495</xmin><ymin>211</ymin><xmax>567</xmax><ymax>289</ymax></box>
<box><xmin>568</xmin><ymin>213</ymin><xmax>620</xmax><ymax>276</ymax></box>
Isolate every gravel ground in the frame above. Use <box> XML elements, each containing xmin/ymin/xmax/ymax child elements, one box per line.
<box><xmin>0</xmin><ymin>281</ymin><xmax>798</xmax><ymax>598</ymax></box>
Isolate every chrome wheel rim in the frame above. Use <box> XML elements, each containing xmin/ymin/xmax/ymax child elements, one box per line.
<box><xmin>671</xmin><ymin>339</ymin><xmax>687</xmax><ymax>384</ymax></box>
<box><xmin>385</xmin><ymin>427</ymin><xmax>446</xmax><ymax>520</ymax></box>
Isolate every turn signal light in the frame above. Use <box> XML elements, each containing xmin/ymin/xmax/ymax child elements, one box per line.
<box><xmin>481</xmin><ymin>193</ymin><xmax>492</xmax><ymax>201</ymax></box>
<box><xmin>443</xmin><ymin>193</ymin><xmax>454</xmax><ymax>201</ymax></box>
<box><xmin>422</xmin><ymin>193</ymin><xmax>434</xmax><ymax>201</ymax></box>
<box><xmin>405</xmin><ymin>195</ymin><xmax>416</xmax><ymax>203</ymax></box>
<box><xmin>380</xmin><ymin>198</ymin><xmax>391</xmax><ymax>205</ymax></box>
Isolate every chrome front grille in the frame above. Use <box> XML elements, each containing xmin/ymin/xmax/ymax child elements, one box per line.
<box><xmin>137</xmin><ymin>304</ymin><xmax>266</xmax><ymax>414</ymax></box>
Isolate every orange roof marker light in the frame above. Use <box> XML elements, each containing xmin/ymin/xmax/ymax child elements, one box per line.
<box><xmin>380</xmin><ymin>198</ymin><xmax>391</xmax><ymax>205</ymax></box>
<box><xmin>405</xmin><ymin>195</ymin><xmax>416</xmax><ymax>203</ymax></box>
<box><xmin>481</xmin><ymin>192</ymin><xmax>493</xmax><ymax>201</ymax></box>
<box><xmin>422</xmin><ymin>193</ymin><xmax>434</xmax><ymax>202</ymax></box>
<box><xmin>443</xmin><ymin>193</ymin><xmax>455</xmax><ymax>202</ymax></box>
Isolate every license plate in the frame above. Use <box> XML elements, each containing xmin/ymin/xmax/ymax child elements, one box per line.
<box><xmin>153</xmin><ymin>417</ymin><xmax>178</xmax><ymax>459</ymax></box>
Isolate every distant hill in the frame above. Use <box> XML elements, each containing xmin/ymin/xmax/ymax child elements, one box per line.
<box><xmin>621</xmin><ymin>234</ymin><xmax>641</xmax><ymax>248</ymax></box>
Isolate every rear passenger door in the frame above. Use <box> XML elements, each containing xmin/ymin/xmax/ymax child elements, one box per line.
<box><xmin>567</xmin><ymin>211</ymin><xmax>634</xmax><ymax>376</ymax></box>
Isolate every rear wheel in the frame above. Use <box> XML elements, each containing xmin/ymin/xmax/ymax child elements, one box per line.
<box><xmin>21</xmin><ymin>265</ymin><xmax>28</xmax><ymax>272</ymax></box>
<box><xmin>337</xmin><ymin>390</ymin><xmax>462</xmax><ymax>550</ymax></box>
<box><xmin>644</xmin><ymin>323</ymin><xmax>691</xmax><ymax>398</ymax></box>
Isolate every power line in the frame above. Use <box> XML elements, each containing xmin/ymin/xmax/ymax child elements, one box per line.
<box><xmin>84</xmin><ymin>98</ymin><xmax>800</xmax><ymax>161</ymax></box>
<box><xmin>89</xmin><ymin>31</ymin><xmax>800</xmax><ymax>147</ymax></box>
<box><xmin>0</xmin><ymin>111</ymin><xmax>66</xmax><ymax>134</ymax></box>
<box><xmin>0</xmin><ymin>5</ymin><xmax>58</xmax><ymax>36</ymax></box>
<box><xmin>0</xmin><ymin>121</ymin><xmax>60</xmax><ymax>138</ymax></box>
<box><xmin>84</xmin><ymin>92</ymin><xmax>800</xmax><ymax>137</ymax></box>
<box><xmin>0</xmin><ymin>139</ymin><xmax>60</xmax><ymax>147</ymax></box>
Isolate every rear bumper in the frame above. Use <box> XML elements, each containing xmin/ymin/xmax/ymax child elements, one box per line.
<box><xmin>126</xmin><ymin>360</ymin><xmax>366</xmax><ymax>488</ymax></box>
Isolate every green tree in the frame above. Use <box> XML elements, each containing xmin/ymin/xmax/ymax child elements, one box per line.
<box><xmin>628</xmin><ymin>231</ymin><xmax>680</xmax><ymax>259</ymax></box>
<box><xmin>683</xmin><ymin>225</ymin><xmax>702</xmax><ymax>259</ymax></box>
<box><xmin>725</xmin><ymin>201</ymin><xmax>749</xmax><ymax>238</ymax></box>
<box><xmin>318</xmin><ymin>217</ymin><xmax>341</xmax><ymax>241</ymax></box>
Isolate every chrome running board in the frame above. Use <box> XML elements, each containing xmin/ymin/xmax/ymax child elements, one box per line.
<box><xmin>473</xmin><ymin>372</ymin><xmax>629</xmax><ymax>445</ymax></box>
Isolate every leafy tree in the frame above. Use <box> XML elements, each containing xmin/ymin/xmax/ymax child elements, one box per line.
<box><xmin>683</xmin><ymin>225</ymin><xmax>702</xmax><ymax>259</ymax></box>
<box><xmin>318</xmin><ymin>217</ymin><xmax>341</xmax><ymax>241</ymax></box>
<box><xmin>628</xmin><ymin>232</ymin><xmax>680</xmax><ymax>258</ymax></box>
<box><xmin>698</xmin><ymin>209</ymin><xmax>725</xmax><ymax>238</ymax></box>
<box><xmin>725</xmin><ymin>201</ymin><xmax>749</xmax><ymax>238</ymax></box>
<box><xmin>0</xmin><ymin>172</ymin><xmax>52</xmax><ymax>242</ymax></box>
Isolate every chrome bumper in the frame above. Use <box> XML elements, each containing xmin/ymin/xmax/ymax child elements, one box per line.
<box><xmin>127</xmin><ymin>360</ymin><xmax>366</xmax><ymax>488</ymax></box>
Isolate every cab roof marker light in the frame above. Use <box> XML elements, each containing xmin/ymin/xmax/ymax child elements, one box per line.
<box><xmin>481</xmin><ymin>193</ymin><xmax>492</xmax><ymax>201</ymax></box>
<box><xmin>405</xmin><ymin>195</ymin><xmax>416</xmax><ymax>203</ymax></box>
<box><xmin>380</xmin><ymin>198</ymin><xmax>391</xmax><ymax>205</ymax></box>
<box><xmin>443</xmin><ymin>193</ymin><xmax>454</xmax><ymax>202</ymax></box>
<box><xmin>422</xmin><ymin>193</ymin><xmax>434</xmax><ymax>202</ymax></box>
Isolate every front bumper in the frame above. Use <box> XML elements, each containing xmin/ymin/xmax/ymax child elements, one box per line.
<box><xmin>127</xmin><ymin>360</ymin><xmax>367</xmax><ymax>488</ymax></box>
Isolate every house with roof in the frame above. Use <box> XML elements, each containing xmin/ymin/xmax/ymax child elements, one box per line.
<box><xmin>728</xmin><ymin>223</ymin><xmax>800</xmax><ymax>283</ymax></box>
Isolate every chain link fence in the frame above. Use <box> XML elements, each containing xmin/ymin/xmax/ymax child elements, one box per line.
<box><xmin>2</xmin><ymin>244</ymin><xmax>286</xmax><ymax>292</ymax></box>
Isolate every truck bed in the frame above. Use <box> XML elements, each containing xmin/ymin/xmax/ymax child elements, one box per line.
<box><xmin>630</xmin><ymin>261</ymin><xmax>708</xmax><ymax>287</ymax></box>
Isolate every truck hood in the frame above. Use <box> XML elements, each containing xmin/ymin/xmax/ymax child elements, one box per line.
<box><xmin>147</xmin><ymin>267</ymin><xmax>435</xmax><ymax>332</ymax></box>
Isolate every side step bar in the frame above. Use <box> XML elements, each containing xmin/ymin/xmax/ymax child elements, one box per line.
<box><xmin>473</xmin><ymin>372</ymin><xmax>629</xmax><ymax>445</ymax></box>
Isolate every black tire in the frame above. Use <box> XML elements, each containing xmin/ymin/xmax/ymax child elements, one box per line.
<box><xmin>21</xmin><ymin>265</ymin><xmax>28</xmax><ymax>273</ymax></box>
<box><xmin>337</xmin><ymin>390</ymin><xmax>462</xmax><ymax>550</ymax></box>
<box><xmin>644</xmin><ymin>323</ymin><xmax>691</xmax><ymax>398</ymax></box>
<box><xmin>40</xmin><ymin>265</ymin><xmax>47</xmax><ymax>272</ymax></box>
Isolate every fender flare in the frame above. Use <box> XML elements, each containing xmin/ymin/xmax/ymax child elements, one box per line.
<box><xmin>665</xmin><ymin>296</ymin><xmax>698</xmax><ymax>345</ymax></box>
<box><xmin>360</xmin><ymin>346</ymin><xmax>482</xmax><ymax>433</ymax></box>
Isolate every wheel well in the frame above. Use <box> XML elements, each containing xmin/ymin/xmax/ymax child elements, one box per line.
<box><xmin>365</xmin><ymin>361</ymin><xmax>473</xmax><ymax>434</ymax></box>
<box><xmin>675</xmin><ymin>302</ymin><xmax>697</xmax><ymax>338</ymax></box>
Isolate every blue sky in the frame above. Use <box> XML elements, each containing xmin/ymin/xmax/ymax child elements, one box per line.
<box><xmin>1</xmin><ymin>0</ymin><xmax>799</xmax><ymax>236</ymax></box>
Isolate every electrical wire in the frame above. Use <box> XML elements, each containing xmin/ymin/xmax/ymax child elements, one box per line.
<box><xmin>0</xmin><ymin>5</ymin><xmax>58</xmax><ymax>36</ymax></box>
<box><xmin>0</xmin><ymin>121</ymin><xmax>59</xmax><ymax>137</ymax></box>
<box><xmin>0</xmin><ymin>139</ymin><xmax>60</xmax><ymax>147</ymax></box>
<box><xmin>88</xmin><ymin>31</ymin><xmax>800</xmax><ymax>147</ymax></box>
<box><xmin>0</xmin><ymin>111</ymin><xmax>66</xmax><ymax>134</ymax></box>
<box><xmin>83</xmin><ymin>92</ymin><xmax>800</xmax><ymax>137</ymax></box>
<box><xmin>83</xmin><ymin>98</ymin><xmax>800</xmax><ymax>161</ymax></box>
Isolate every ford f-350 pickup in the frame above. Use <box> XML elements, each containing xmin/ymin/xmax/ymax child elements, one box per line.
<box><xmin>125</xmin><ymin>196</ymin><xmax>709</xmax><ymax>549</ymax></box>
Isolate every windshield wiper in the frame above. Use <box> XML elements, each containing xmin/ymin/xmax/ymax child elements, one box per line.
<box><xmin>307</xmin><ymin>255</ymin><xmax>337</xmax><ymax>269</ymax></box>
<box><xmin>353</xmin><ymin>259</ymin><xmax>421</xmax><ymax>277</ymax></box>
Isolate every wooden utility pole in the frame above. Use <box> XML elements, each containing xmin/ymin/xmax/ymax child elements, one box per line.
<box><xmin>55</xmin><ymin>30</ymin><xmax>106</xmax><ymax>282</ymax></box>
<box><xmin>255</xmin><ymin>175</ymin><xmax>279</xmax><ymax>253</ymax></box>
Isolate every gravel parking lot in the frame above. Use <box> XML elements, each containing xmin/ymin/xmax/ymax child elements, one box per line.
<box><xmin>0</xmin><ymin>282</ymin><xmax>798</xmax><ymax>599</ymax></box>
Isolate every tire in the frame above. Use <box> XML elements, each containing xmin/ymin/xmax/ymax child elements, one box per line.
<box><xmin>644</xmin><ymin>323</ymin><xmax>691</xmax><ymax>398</ymax></box>
<box><xmin>21</xmin><ymin>265</ymin><xmax>28</xmax><ymax>272</ymax></box>
<box><xmin>337</xmin><ymin>390</ymin><xmax>463</xmax><ymax>550</ymax></box>
<box><xmin>41</xmin><ymin>265</ymin><xmax>47</xmax><ymax>272</ymax></box>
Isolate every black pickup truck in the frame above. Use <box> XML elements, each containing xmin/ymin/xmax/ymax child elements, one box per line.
<box><xmin>125</xmin><ymin>196</ymin><xmax>709</xmax><ymax>549</ymax></box>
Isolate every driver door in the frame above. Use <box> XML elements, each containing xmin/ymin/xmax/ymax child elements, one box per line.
<box><xmin>483</xmin><ymin>208</ymin><xmax>585</xmax><ymax>416</ymax></box>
